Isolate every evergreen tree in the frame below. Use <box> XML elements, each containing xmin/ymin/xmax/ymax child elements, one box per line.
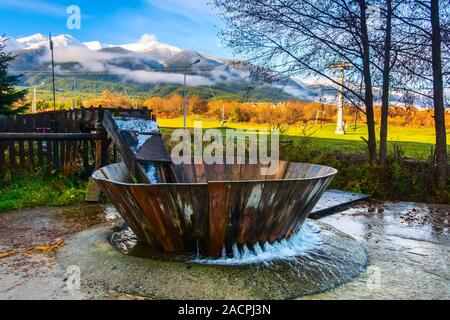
<box><xmin>0</xmin><ymin>37</ymin><xmax>28</xmax><ymax>116</ymax></box>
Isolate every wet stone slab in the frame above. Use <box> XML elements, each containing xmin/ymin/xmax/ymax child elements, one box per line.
<box><xmin>0</xmin><ymin>204</ymin><xmax>118</xmax><ymax>300</ymax></box>
<box><xmin>310</xmin><ymin>189</ymin><xmax>370</xmax><ymax>219</ymax></box>
<box><xmin>0</xmin><ymin>205</ymin><xmax>115</xmax><ymax>253</ymax></box>
<box><xmin>0</xmin><ymin>200</ymin><xmax>448</xmax><ymax>299</ymax></box>
<box><xmin>300</xmin><ymin>201</ymin><xmax>450</xmax><ymax>300</ymax></box>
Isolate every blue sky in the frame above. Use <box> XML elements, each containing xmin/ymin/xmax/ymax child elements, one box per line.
<box><xmin>0</xmin><ymin>0</ymin><xmax>231</xmax><ymax>57</ymax></box>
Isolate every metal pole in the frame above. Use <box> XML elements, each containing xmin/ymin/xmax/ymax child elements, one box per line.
<box><xmin>182</xmin><ymin>59</ymin><xmax>200</xmax><ymax>129</ymax></box>
<box><xmin>183</xmin><ymin>72</ymin><xmax>187</xmax><ymax>129</ymax></box>
<box><xmin>124</xmin><ymin>89</ymin><xmax>137</xmax><ymax>109</ymax></box>
<box><xmin>335</xmin><ymin>68</ymin><xmax>345</xmax><ymax>134</ymax></box>
<box><xmin>319</xmin><ymin>85</ymin><xmax>324</xmax><ymax>130</ymax></box>
<box><xmin>222</xmin><ymin>104</ymin><xmax>225</xmax><ymax>127</ymax></box>
<box><xmin>73</xmin><ymin>78</ymin><xmax>76</xmax><ymax>109</ymax></box>
<box><xmin>329</xmin><ymin>61</ymin><xmax>352</xmax><ymax>135</ymax></box>
<box><xmin>32</xmin><ymin>86</ymin><xmax>37</xmax><ymax>113</ymax></box>
<box><xmin>321</xmin><ymin>98</ymin><xmax>324</xmax><ymax>131</ymax></box>
<box><xmin>49</xmin><ymin>33</ymin><xmax>56</xmax><ymax>111</ymax></box>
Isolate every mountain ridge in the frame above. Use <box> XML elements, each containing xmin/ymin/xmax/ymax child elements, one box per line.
<box><xmin>4</xmin><ymin>33</ymin><xmax>324</xmax><ymax>102</ymax></box>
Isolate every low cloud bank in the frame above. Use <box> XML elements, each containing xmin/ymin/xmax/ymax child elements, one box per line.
<box><xmin>37</xmin><ymin>46</ymin><xmax>245</xmax><ymax>86</ymax></box>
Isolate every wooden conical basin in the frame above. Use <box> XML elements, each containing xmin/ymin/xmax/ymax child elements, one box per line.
<box><xmin>92</xmin><ymin>161</ymin><xmax>337</xmax><ymax>257</ymax></box>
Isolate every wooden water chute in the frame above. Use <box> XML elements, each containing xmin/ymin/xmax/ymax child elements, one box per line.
<box><xmin>96</xmin><ymin>111</ymin><xmax>339</xmax><ymax>257</ymax></box>
<box><xmin>102</xmin><ymin>111</ymin><xmax>172</xmax><ymax>183</ymax></box>
<box><xmin>92</xmin><ymin>161</ymin><xmax>338</xmax><ymax>256</ymax></box>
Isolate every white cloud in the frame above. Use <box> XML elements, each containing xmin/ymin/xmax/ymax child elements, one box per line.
<box><xmin>111</xmin><ymin>67</ymin><xmax>212</xmax><ymax>86</ymax></box>
<box><xmin>119</xmin><ymin>33</ymin><xmax>180</xmax><ymax>56</ymax></box>
<box><xmin>208</xmin><ymin>65</ymin><xmax>250</xmax><ymax>83</ymax></box>
<box><xmin>37</xmin><ymin>45</ymin><xmax>212</xmax><ymax>86</ymax></box>
<box><xmin>45</xmin><ymin>45</ymin><xmax>128</xmax><ymax>65</ymax></box>
<box><xmin>139</xmin><ymin>33</ymin><xmax>158</xmax><ymax>42</ymax></box>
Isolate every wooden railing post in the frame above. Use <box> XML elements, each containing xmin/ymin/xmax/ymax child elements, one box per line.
<box><xmin>100</xmin><ymin>128</ymin><xmax>109</xmax><ymax>167</ymax></box>
<box><xmin>0</xmin><ymin>107</ymin><xmax>153</xmax><ymax>173</ymax></box>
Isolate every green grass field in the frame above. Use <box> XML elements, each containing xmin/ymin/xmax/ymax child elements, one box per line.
<box><xmin>158</xmin><ymin>116</ymin><xmax>449</xmax><ymax>159</ymax></box>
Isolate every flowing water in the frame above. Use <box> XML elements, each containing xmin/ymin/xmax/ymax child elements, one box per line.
<box><xmin>110</xmin><ymin>220</ymin><xmax>327</xmax><ymax>266</ymax></box>
<box><xmin>145</xmin><ymin>164</ymin><xmax>159</xmax><ymax>183</ymax></box>
<box><xmin>195</xmin><ymin>223</ymin><xmax>321</xmax><ymax>265</ymax></box>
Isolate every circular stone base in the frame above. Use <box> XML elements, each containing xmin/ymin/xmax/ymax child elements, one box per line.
<box><xmin>57</xmin><ymin>221</ymin><xmax>367</xmax><ymax>299</ymax></box>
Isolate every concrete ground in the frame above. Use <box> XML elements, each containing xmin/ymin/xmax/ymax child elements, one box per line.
<box><xmin>0</xmin><ymin>201</ymin><xmax>448</xmax><ymax>299</ymax></box>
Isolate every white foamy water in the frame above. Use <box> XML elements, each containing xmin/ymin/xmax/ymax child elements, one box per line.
<box><xmin>194</xmin><ymin>221</ymin><xmax>322</xmax><ymax>265</ymax></box>
<box><xmin>113</xmin><ymin>117</ymin><xmax>159</xmax><ymax>134</ymax></box>
<box><xmin>146</xmin><ymin>164</ymin><xmax>159</xmax><ymax>183</ymax></box>
<box><xmin>135</xmin><ymin>134</ymin><xmax>152</xmax><ymax>151</ymax></box>
<box><xmin>104</xmin><ymin>205</ymin><xmax>121</xmax><ymax>221</ymax></box>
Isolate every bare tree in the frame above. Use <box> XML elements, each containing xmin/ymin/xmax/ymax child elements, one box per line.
<box><xmin>213</xmin><ymin>0</ymin><xmax>448</xmax><ymax>185</ymax></box>
<box><xmin>371</xmin><ymin>0</ymin><xmax>412</xmax><ymax>164</ymax></box>
<box><xmin>358</xmin><ymin>0</ymin><xmax>377</xmax><ymax>163</ymax></box>
<box><xmin>392</xmin><ymin>0</ymin><xmax>448</xmax><ymax>193</ymax></box>
<box><xmin>212</xmin><ymin>0</ymin><xmax>379</xmax><ymax>163</ymax></box>
<box><xmin>430</xmin><ymin>0</ymin><xmax>448</xmax><ymax>193</ymax></box>
<box><xmin>377</xmin><ymin>0</ymin><xmax>394</xmax><ymax>163</ymax></box>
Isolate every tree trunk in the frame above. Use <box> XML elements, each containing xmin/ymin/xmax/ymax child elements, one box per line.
<box><xmin>430</xmin><ymin>0</ymin><xmax>448</xmax><ymax>193</ymax></box>
<box><xmin>359</xmin><ymin>0</ymin><xmax>377</xmax><ymax>164</ymax></box>
<box><xmin>379</xmin><ymin>0</ymin><xmax>393</xmax><ymax>164</ymax></box>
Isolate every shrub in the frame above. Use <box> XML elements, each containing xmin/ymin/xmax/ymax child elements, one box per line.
<box><xmin>284</xmin><ymin>141</ymin><xmax>448</xmax><ymax>203</ymax></box>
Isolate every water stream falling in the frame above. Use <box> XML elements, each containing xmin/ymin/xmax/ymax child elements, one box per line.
<box><xmin>145</xmin><ymin>164</ymin><xmax>159</xmax><ymax>183</ymax></box>
<box><xmin>111</xmin><ymin>220</ymin><xmax>326</xmax><ymax>266</ymax></box>
<box><xmin>194</xmin><ymin>222</ymin><xmax>322</xmax><ymax>265</ymax></box>
<box><xmin>113</xmin><ymin>117</ymin><xmax>159</xmax><ymax>133</ymax></box>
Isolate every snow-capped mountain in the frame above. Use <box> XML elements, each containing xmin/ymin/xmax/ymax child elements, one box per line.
<box><xmin>8</xmin><ymin>33</ymin><xmax>183</xmax><ymax>61</ymax></box>
<box><xmin>4</xmin><ymin>33</ymin><xmax>320</xmax><ymax>101</ymax></box>
<box><xmin>16</xmin><ymin>33</ymin><xmax>47</xmax><ymax>49</ymax></box>
<box><xmin>119</xmin><ymin>34</ymin><xmax>182</xmax><ymax>63</ymax></box>
<box><xmin>3</xmin><ymin>38</ymin><xmax>24</xmax><ymax>52</ymax></box>
<box><xmin>15</xmin><ymin>33</ymin><xmax>85</xmax><ymax>50</ymax></box>
<box><xmin>82</xmin><ymin>41</ymin><xmax>113</xmax><ymax>51</ymax></box>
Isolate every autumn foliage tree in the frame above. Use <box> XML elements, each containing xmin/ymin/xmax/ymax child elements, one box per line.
<box><xmin>188</xmin><ymin>95</ymin><xmax>208</xmax><ymax>115</ymax></box>
<box><xmin>143</xmin><ymin>94</ymin><xmax>184</xmax><ymax>118</ymax></box>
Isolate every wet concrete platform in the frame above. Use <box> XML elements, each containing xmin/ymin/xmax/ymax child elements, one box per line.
<box><xmin>0</xmin><ymin>199</ymin><xmax>448</xmax><ymax>299</ymax></box>
<box><xmin>311</xmin><ymin>189</ymin><xmax>369</xmax><ymax>219</ymax></box>
<box><xmin>301</xmin><ymin>201</ymin><xmax>449</xmax><ymax>299</ymax></box>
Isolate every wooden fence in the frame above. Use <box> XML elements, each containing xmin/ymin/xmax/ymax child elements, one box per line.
<box><xmin>0</xmin><ymin>107</ymin><xmax>152</xmax><ymax>174</ymax></box>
